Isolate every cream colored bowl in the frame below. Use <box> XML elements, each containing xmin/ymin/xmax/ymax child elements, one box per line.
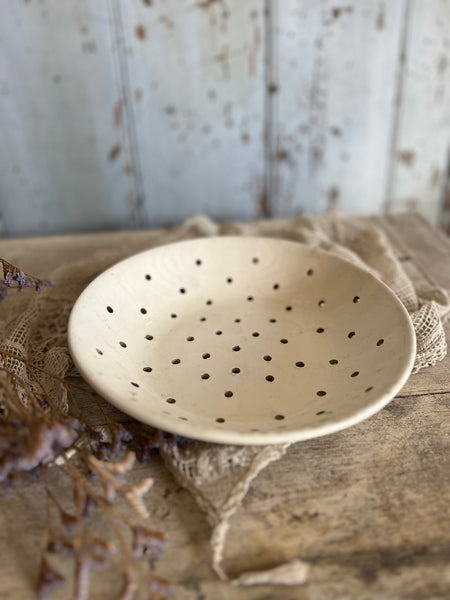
<box><xmin>68</xmin><ymin>237</ymin><xmax>415</xmax><ymax>445</ymax></box>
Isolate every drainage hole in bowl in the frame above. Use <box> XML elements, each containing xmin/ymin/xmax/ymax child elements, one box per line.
<box><xmin>329</xmin><ymin>359</ymin><xmax>338</xmax><ymax>365</ymax></box>
<box><xmin>226</xmin><ymin>277</ymin><xmax>233</xmax><ymax>284</ymax></box>
<box><xmin>280</xmin><ymin>338</ymin><xmax>288</xmax><ymax>344</ymax></box>
<box><xmin>224</xmin><ymin>391</ymin><xmax>233</xmax><ymax>398</ymax></box>
<box><xmin>247</xmin><ymin>296</ymin><xmax>254</xmax><ymax>302</ymax></box>
<box><xmin>186</xmin><ymin>336</ymin><xmax>195</xmax><ymax>342</ymax></box>
<box><xmin>275</xmin><ymin>414</ymin><xmax>285</xmax><ymax>420</ymax></box>
<box><xmin>232</xmin><ymin>368</ymin><xmax>240</xmax><ymax>374</ymax></box>
<box><xmin>353</xmin><ymin>296</ymin><xmax>360</xmax><ymax>303</ymax></box>
<box><xmin>295</xmin><ymin>361</ymin><xmax>305</xmax><ymax>367</ymax></box>
<box><xmin>96</xmin><ymin>348</ymin><xmax>103</xmax><ymax>355</ymax></box>
<box><xmin>317</xmin><ymin>390</ymin><xmax>327</xmax><ymax>397</ymax></box>
<box><xmin>285</xmin><ymin>306</ymin><xmax>292</xmax><ymax>311</ymax></box>
<box><xmin>318</xmin><ymin>300</ymin><xmax>325</xmax><ymax>307</ymax></box>
<box><xmin>348</xmin><ymin>331</ymin><xmax>356</xmax><ymax>339</ymax></box>
<box><xmin>206</xmin><ymin>299</ymin><xmax>213</xmax><ymax>305</ymax></box>
<box><xmin>351</xmin><ymin>371</ymin><xmax>359</xmax><ymax>377</ymax></box>
<box><xmin>252</xmin><ymin>332</ymin><xmax>260</xmax><ymax>337</ymax></box>
<box><xmin>142</xmin><ymin>367</ymin><xmax>152</xmax><ymax>372</ymax></box>
<box><xmin>131</xmin><ymin>382</ymin><xmax>139</xmax><ymax>388</ymax></box>
<box><xmin>316</xmin><ymin>327</ymin><xmax>324</xmax><ymax>333</ymax></box>
<box><xmin>365</xmin><ymin>386</ymin><xmax>373</xmax><ymax>392</ymax></box>
<box><xmin>166</xmin><ymin>398</ymin><xmax>176</xmax><ymax>404</ymax></box>
<box><xmin>307</xmin><ymin>268</ymin><xmax>314</xmax><ymax>276</ymax></box>
<box><xmin>202</xmin><ymin>353</ymin><xmax>211</xmax><ymax>359</ymax></box>
<box><xmin>179</xmin><ymin>416</ymin><xmax>188</xmax><ymax>421</ymax></box>
<box><xmin>179</xmin><ymin>288</ymin><xmax>186</xmax><ymax>294</ymax></box>
<box><xmin>215</xmin><ymin>330</ymin><xmax>223</xmax><ymax>336</ymax></box>
<box><xmin>106</xmin><ymin>306</ymin><xmax>113</xmax><ymax>313</ymax></box>
<box><xmin>252</xmin><ymin>257</ymin><xmax>259</xmax><ymax>264</ymax></box>
<box><xmin>145</xmin><ymin>335</ymin><xmax>154</xmax><ymax>341</ymax></box>
<box><xmin>265</xmin><ymin>375</ymin><xmax>275</xmax><ymax>382</ymax></box>
<box><xmin>234</xmin><ymin>318</ymin><xmax>241</xmax><ymax>323</ymax></box>
<box><xmin>273</xmin><ymin>283</ymin><xmax>280</xmax><ymax>290</ymax></box>
<box><xmin>201</xmin><ymin>373</ymin><xmax>210</xmax><ymax>380</ymax></box>
<box><xmin>140</xmin><ymin>308</ymin><xmax>147</xmax><ymax>314</ymax></box>
<box><xmin>195</xmin><ymin>259</ymin><xmax>202</xmax><ymax>266</ymax></box>
<box><xmin>269</xmin><ymin>318</ymin><xmax>277</xmax><ymax>323</ymax></box>
<box><xmin>263</xmin><ymin>355</ymin><xmax>272</xmax><ymax>361</ymax></box>
<box><xmin>172</xmin><ymin>358</ymin><xmax>181</xmax><ymax>364</ymax></box>
<box><xmin>145</xmin><ymin>274</ymin><xmax>151</xmax><ymax>281</ymax></box>
<box><xmin>377</xmin><ymin>339</ymin><xmax>384</xmax><ymax>346</ymax></box>
<box><xmin>316</xmin><ymin>410</ymin><xmax>325</xmax><ymax>415</ymax></box>
<box><xmin>232</xmin><ymin>346</ymin><xmax>241</xmax><ymax>352</ymax></box>
<box><xmin>216</xmin><ymin>417</ymin><xmax>225</xmax><ymax>423</ymax></box>
<box><xmin>171</xmin><ymin>313</ymin><xmax>177</xmax><ymax>319</ymax></box>
<box><xmin>119</xmin><ymin>341</ymin><xmax>127</xmax><ymax>348</ymax></box>
<box><xmin>200</xmin><ymin>317</ymin><xmax>207</xmax><ymax>322</ymax></box>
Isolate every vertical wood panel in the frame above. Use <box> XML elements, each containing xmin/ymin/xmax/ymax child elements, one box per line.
<box><xmin>270</xmin><ymin>0</ymin><xmax>407</xmax><ymax>218</ymax></box>
<box><xmin>386</xmin><ymin>0</ymin><xmax>450</xmax><ymax>226</ymax></box>
<box><xmin>118</xmin><ymin>0</ymin><xmax>266</xmax><ymax>226</ymax></box>
<box><xmin>0</xmin><ymin>0</ymin><xmax>140</xmax><ymax>236</ymax></box>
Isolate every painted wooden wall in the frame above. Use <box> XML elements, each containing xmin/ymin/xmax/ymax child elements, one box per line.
<box><xmin>0</xmin><ymin>0</ymin><xmax>449</xmax><ymax>237</ymax></box>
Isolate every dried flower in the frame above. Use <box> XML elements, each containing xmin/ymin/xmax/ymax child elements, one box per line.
<box><xmin>125</xmin><ymin>477</ymin><xmax>154</xmax><ymax>519</ymax></box>
<box><xmin>37</xmin><ymin>558</ymin><xmax>64</xmax><ymax>600</ymax></box>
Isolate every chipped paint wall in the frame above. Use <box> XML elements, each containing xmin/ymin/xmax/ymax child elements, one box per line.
<box><xmin>0</xmin><ymin>0</ymin><xmax>449</xmax><ymax>236</ymax></box>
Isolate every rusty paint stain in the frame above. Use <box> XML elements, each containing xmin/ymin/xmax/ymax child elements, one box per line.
<box><xmin>52</xmin><ymin>75</ymin><xmax>61</xmax><ymax>84</ymax></box>
<box><xmin>135</xmin><ymin>25</ymin><xmax>147</xmax><ymax>40</ymax></box>
<box><xmin>114</xmin><ymin>100</ymin><xmax>123</xmax><ymax>127</ymax></box>
<box><xmin>142</xmin><ymin>0</ymin><xmax>152</xmax><ymax>5</ymax></box>
<box><xmin>267</xmin><ymin>83</ymin><xmax>278</xmax><ymax>94</ymax></box>
<box><xmin>123</xmin><ymin>164</ymin><xmax>133</xmax><ymax>174</ymax></box>
<box><xmin>159</xmin><ymin>16</ymin><xmax>175</xmax><ymax>30</ymax></box>
<box><xmin>79</xmin><ymin>24</ymin><xmax>89</xmax><ymax>36</ymax></box>
<box><xmin>134</xmin><ymin>89</ymin><xmax>143</xmax><ymax>103</ymax></box>
<box><xmin>196</xmin><ymin>0</ymin><xmax>221</xmax><ymax>8</ymax></box>
<box><xmin>330</xmin><ymin>126</ymin><xmax>341</xmax><ymax>137</ymax></box>
<box><xmin>108</xmin><ymin>144</ymin><xmax>122</xmax><ymax>161</ymax></box>
<box><xmin>437</xmin><ymin>54</ymin><xmax>448</xmax><ymax>74</ymax></box>
<box><xmin>165</xmin><ymin>105</ymin><xmax>176</xmax><ymax>115</ymax></box>
<box><xmin>376</xmin><ymin>10</ymin><xmax>385</xmax><ymax>30</ymax></box>
<box><xmin>82</xmin><ymin>40</ymin><xmax>97</xmax><ymax>53</ymax></box>
<box><xmin>276</xmin><ymin>148</ymin><xmax>290</xmax><ymax>162</ymax></box>
<box><xmin>259</xmin><ymin>185</ymin><xmax>269</xmax><ymax>217</ymax></box>
<box><xmin>324</xmin><ymin>5</ymin><xmax>354</xmax><ymax>24</ymax></box>
<box><xmin>431</xmin><ymin>166</ymin><xmax>440</xmax><ymax>188</ymax></box>
<box><xmin>214</xmin><ymin>46</ymin><xmax>230</xmax><ymax>79</ymax></box>
<box><xmin>398</xmin><ymin>150</ymin><xmax>415</xmax><ymax>166</ymax></box>
<box><xmin>241</xmin><ymin>132</ymin><xmax>250</xmax><ymax>144</ymax></box>
<box><xmin>249</xmin><ymin>25</ymin><xmax>261</xmax><ymax>76</ymax></box>
<box><xmin>327</xmin><ymin>186</ymin><xmax>340</xmax><ymax>207</ymax></box>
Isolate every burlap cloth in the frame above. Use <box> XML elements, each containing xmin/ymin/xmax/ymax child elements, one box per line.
<box><xmin>1</xmin><ymin>213</ymin><xmax>449</xmax><ymax>586</ymax></box>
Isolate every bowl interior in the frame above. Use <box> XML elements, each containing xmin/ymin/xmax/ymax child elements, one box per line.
<box><xmin>68</xmin><ymin>237</ymin><xmax>415</xmax><ymax>445</ymax></box>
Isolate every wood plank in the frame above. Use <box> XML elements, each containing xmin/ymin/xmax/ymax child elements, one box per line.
<box><xmin>118</xmin><ymin>0</ymin><xmax>266</xmax><ymax>226</ymax></box>
<box><xmin>386</xmin><ymin>0</ymin><xmax>450</xmax><ymax>226</ymax></box>
<box><xmin>269</xmin><ymin>0</ymin><xmax>407</xmax><ymax>217</ymax></box>
<box><xmin>0</xmin><ymin>0</ymin><xmax>140</xmax><ymax>236</ymax></box>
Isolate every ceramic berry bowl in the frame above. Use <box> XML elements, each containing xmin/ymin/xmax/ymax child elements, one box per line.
<box><xmin>68</xmin><ymin>237</ymin><xmax>415</xmax><ymax>445</ymax></box>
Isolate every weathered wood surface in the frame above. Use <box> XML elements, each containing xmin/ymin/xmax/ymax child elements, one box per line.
<box><xmin>0</xmin><ymin>2</ymin><xmax>449</xmax><ymax>236</ymax></box>
<box><xmin>0</xmin><ymin>213</ymin><xmax>449</xmax><ymax>600</ymax></box>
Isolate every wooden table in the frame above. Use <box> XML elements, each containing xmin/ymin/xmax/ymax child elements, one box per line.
<box><xmin>1</xmin><ymin>214</ymin><xmax>449</xmax><ymax>600</ymax></box>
